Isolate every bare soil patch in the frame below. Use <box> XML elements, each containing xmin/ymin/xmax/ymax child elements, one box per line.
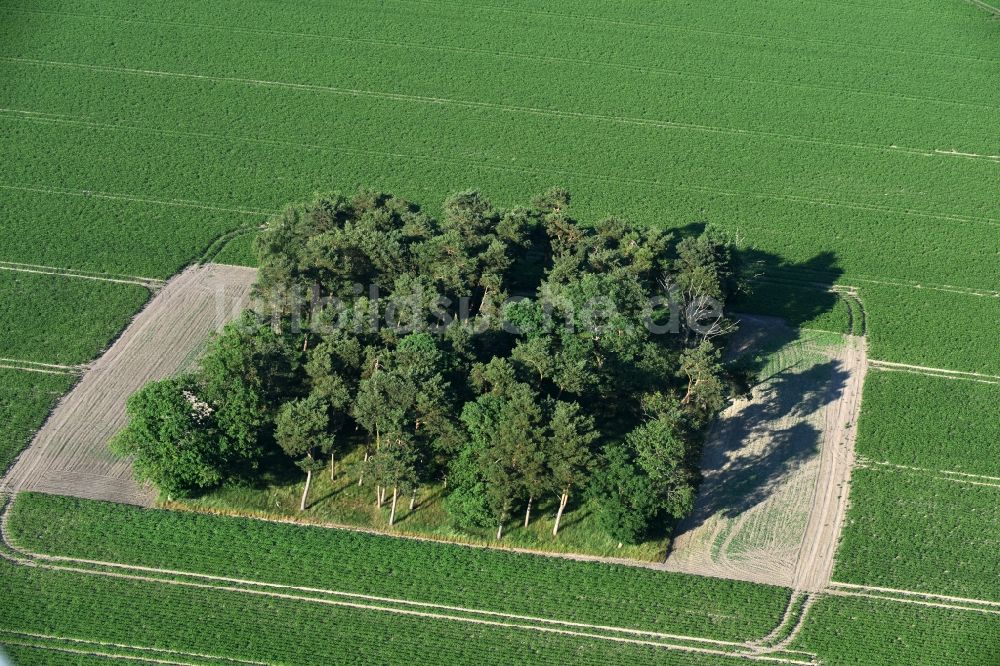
<box><xmin>662</xmin><ymin>315</ymin><xmax>866</xmax><ymax>591</ymax></box>
<box><xmin>1</xmin><ymin>264</ymin><xmax>257</xmax><ymax>505</ymax></box>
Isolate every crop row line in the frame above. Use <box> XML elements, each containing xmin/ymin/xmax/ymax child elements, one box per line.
<box><xmin>964</xmin><ymin>0</ymin><xmax>1000</xmax><ymax>17</ymax></box>
<box><xmin>827</xmin><ymin>582</ymin><xmax>1000</xmax><ymax>610</ymax></box>
<box><xmin>7</xmin><ymin>57</ymin><xmax>1000</xmax><ymax>165</ymax></box>
<box><xmin>752</xmin><ymin>269</ymin><xmax>1000</xmax><ymax>299</ymax></box>
<box><xmin>5</xmin><ymin>101</ymin><xmax>1000</xmax><ymax>234</ymax></box>
<box><xmin>0</xmin><ymin>629</ymin><xmax>269</xmax><ymax>666</ymax></box>
<box><xmin>0</xmin><ymin>259</ymin><xmax>165</xmax><ymax>289</ymax></box>
<box><xmin>855</xmin><ymin>457</ymin><xmax>1000</xmax><ymax>483</ymax></box>
<box><xmin>5</xmin><ymin>8</ymin><xmax>999</xmax><ymax>110</ymax></box>
<box><xmin>0</xmin><ymin>364</ymin><xmax>72</xmax><ymax>376</ymax></box>
<box><xmin>0</xmin><ymin>183</ymin><xmax>275</xmax><ymax>217</ymax></box>
<box><xmin>854</xmin><ymin>459</ymin><xmax>1000</xmax><ymax>491</ymax></box>
<box><xmin>0</xmin><ymin>637</ymin><xmax>197</xmax><ymax>666</ymax></box>
<box><xmin>0</xmin><ymin>496</ymin><xmax>815</xmax><ymax>664</ymax></box>
<box><xmin>394</xmin><ymin>0</ymin><xmax>981</xmax><ymax>55</ymax></box>
<box><xmin>0</xmin><ymin>358</ymin><xmax>86</xmax><ymax>374</ymax></box>
<box><xmin>867</xmin><ymin>365</ymin><xmax>1000</xmax><ymax>385</ymax></box>
<box><xmin>823</xmin><ymin>588</ymin><xmax>1000</xmax><ymax>616</ymax></box>
<box><xmin>868</xmin><ymin>359</ymin><xmax>1000</xmax><ymax>382</ymax></box>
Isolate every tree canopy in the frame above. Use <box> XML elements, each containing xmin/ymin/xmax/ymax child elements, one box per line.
<box><xmin>116</xmin><ymin>188</ymin><xmax>742</xmax><ymax>544</ymax></box>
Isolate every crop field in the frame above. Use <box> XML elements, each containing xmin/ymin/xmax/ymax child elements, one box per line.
<box><xmin>0</xmin><ymin>271</ymin><xmax>149</xmax><ymax>367</ymax></box>
<box><xmin>855</xmin><ymin>371</ymin><xmax>1000</xmax><ymax>476</ymax></box>
<box><xmin>1</xmin><ymin>0</ymin><xmax>999</xmax><ymax>663</ymax></box>
<box><xmin>0</xmin><ymin>493</ymin><xmax>814</xmax><ymax>665</ymax></box>
<box><xmin>8</xmin><ymin>493</ymin><xmax>791</xmax><ymax>641</ymax></box>
<box><xmin>790</xmin><ymin>595</ymin><xmax>1000</xmax><ymax>665</ymax></box>
<box><xmin>830</xmin><ymin>366</ymin><xmax>1000</xmax><ymax>604</ymax></box>
<box><xmin>0</xmin><ymin>558</ymin><xmax>761</xmax><ymax>666</ymax></box>
<box><xmin>833</xmin><ymin>466</ymin><xmax>1000</xmax><ymax>602</ymax></box>
<box><xmin>0</xmin><ymin>370</ymin><xmax>75</xmax><ymax>476</ymax></box>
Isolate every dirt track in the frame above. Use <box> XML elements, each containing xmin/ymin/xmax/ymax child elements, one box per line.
<box><xmin>1</xmin><ymin>264</ymin><xmax>257</xmax><ymax>506</ymax></box>
<box><xmin>663</xmin><ymin>316</ymin><xmax>867</xmax><ymax>592</ymax></box>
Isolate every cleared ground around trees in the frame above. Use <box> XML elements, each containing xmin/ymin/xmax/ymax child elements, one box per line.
<box><xmin>1</xmin><ymin>264</ymin><xmax>257</xmax><ymax>506</ymax></box>
<box><xmin>663</xmin><ymin>317</ymin><xmax>866</xmax><ymax>592</ymax></box>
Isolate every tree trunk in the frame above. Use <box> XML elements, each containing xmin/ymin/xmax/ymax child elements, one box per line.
<box><xmin>300</xmin><ymin>469</ymin><xmax>312</xmax><ymax>512</ymax></box>
<box><xmin>409</xmin><ymin>488</ymin><xmax>417</xmax><ymax>511</ymax></box>
<box><xmin>329</xmin><ymin>452</ymin><xmax>336</xmax><ymax>480</ymax></box>
<box><xmin>389</xmin><ymin>487</ymin><xmax>398</xmax><ymax>526</ymax></box>
<box><xmin>496</xmin><ymin>521</ymin><xmax>504</xmax><ymax>540</ymax></box>
<box><xmin>552</xmin><ymin>491</ymin><xmax>569</xmax><ymax>537</ymax></box>
<box><xmin>358</xmin><ymin>449</ymin><xmax>369</xmax><ymax>486</ymax></box>
<box><xmin>302</xmin><ymin>333</ymin><xmax>310</xmax><ymax>352</ymax></box>
<box><xmin>524</xmin><ymin>496</ymin><xmax>533</xmax><ymax>528</ymax></box>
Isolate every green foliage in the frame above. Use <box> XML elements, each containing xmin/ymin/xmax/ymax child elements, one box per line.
<box><xmin>0</xmin><ymin>369</ymin><xmax>74</xmax><ymax>474</ymax></box>
<box><xmin>118</xmin><ymin>189</ymin><xmax>739</xmax><ymax>543</ymax></box>
<box><xmin>630</xmin><ymin>417</ymin><xmax>697</xmax><ymax>520</ymax></box>
<box><xmin>587</xmin><ymin>411</ymin><xmax>695</xmax><ymax>546</ymax></box>
<box><xmin>546</xmin><ymin>401</ymin><xmax>598</xmax><ymax>494</ymax></box>
<box><xmin>588</xmin><ymin>444</ymin><xmax>658</xmax><ymax>545</ymax></box>
<box><xmin>275</xmin><ymin>394</ymin><xmax>331</xmax><ymax>464</ymax></box>
<box><xmin>111</xmin><ymin>316</ymin><xmax>299</xmax><ymax>496</ymax></box>
<box><xmin>0</xmin><ymin>272</ymin><xmax>149</xmax><ymax>366</ymax></box>
<box><xmin>110</xmin><ymin>376</ymin><xmax>225</xmax><ymax>497</ymax></box>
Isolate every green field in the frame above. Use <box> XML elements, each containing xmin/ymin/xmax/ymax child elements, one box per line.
<box><xmin>857</xmin><ymin>371</ymin><xmax>1000</xmax><ymax>476</ymax></box>
<box><xmin>1</xmin><ymin>0</ymin><xmax>999</xmax><ymax>663</ymax></box>
<box><xmin>833</xmin><ymin>466</ymin><xmax>1000</xmax><ymax>601</ymax></box>
<box><xmin>0</xmin><ymin>369</ymin><xmax>75</xmax><ymax>474</ymax></box>
<box><xmin>0</xmin><ymin>558</ymin><xmax>752</xmax><ymax>666</ymax></box>
<box><xmin>791</xmin><ymin>595</ymin><xmax>1000</xmax><ymax>665</ymax></box>
<box><xmin>0</xmin><ymin>272</ymin><xmax>148</xmax><ymax>366</ymax></box>
<box><xmin>8</xmin><ymin>493</ymin><xmax>789</xmax><ymax>640</ymax></box>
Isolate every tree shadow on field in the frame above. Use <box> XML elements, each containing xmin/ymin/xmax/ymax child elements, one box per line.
<box><xmin>731</xmin><ymin>248</ymin><xmax>846</xmax><ymax>330</ymax></box>
<box><xmin>648</xmin><ymin>228</ymin><xmax>852</xmax><ymax>543</ymax></box>
<box><xmin>677</xmin><ymin>356</ymin><xmax>850</xmax><ymax>536</ymax></box>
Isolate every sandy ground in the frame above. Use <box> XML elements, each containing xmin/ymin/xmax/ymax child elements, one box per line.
<box><xmin>1</xmin><ymin>264</ymin><xmax>257</xmax><ymax>506</ymax></box>
<box><xmin>662</xmin><ymin>316</ymin><xmax>867</xmax><ymax>592</ymax></box>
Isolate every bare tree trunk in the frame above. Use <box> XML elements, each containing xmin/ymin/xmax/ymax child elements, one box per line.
<box><xmin>358</xmin><ymin>449</ymin><xmax>369</xmax><ymax>486</ymax></box>
<box><xmin>552</xmin><ymin>491</ymin><xmax>569</xmax><ymax>537</ymax></box>
<box><xmin>389</xmin><ymin>487</ymin><xmax>398</xmax><ymax>526</ymax></box>
<box><xmin>302</xmin><ymin>333</ymin><xmax>310</xmax><ymax>352</ymax></box>
<box><xmin>496</xmin><ymin>522</ymin><xmax>504</xmax><ymax>540</ymax></box>
<box><xmin>329</xmin><ymin>452</ymin><xmax>336</xmax><ymax>480</ymax></box>
<box><xmin>300</xmin><ymin>469</ymin><xmax>312</xmax><ymax>512</ymax></box>
<box><xmin>524</xmin><ymin>496</ymin><xmax>533</xmax><ymax>528</ymax></box>
<box><xmin>409</xmin><ymin>487</ymin><xmax>417</xmax><ymax>511</ymax></box>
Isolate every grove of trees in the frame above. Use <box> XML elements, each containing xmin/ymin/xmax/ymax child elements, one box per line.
<box><xmin>113</xmin><ymin>188</ymin><xmax>743</xmax><ymax>544</ymax></box>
